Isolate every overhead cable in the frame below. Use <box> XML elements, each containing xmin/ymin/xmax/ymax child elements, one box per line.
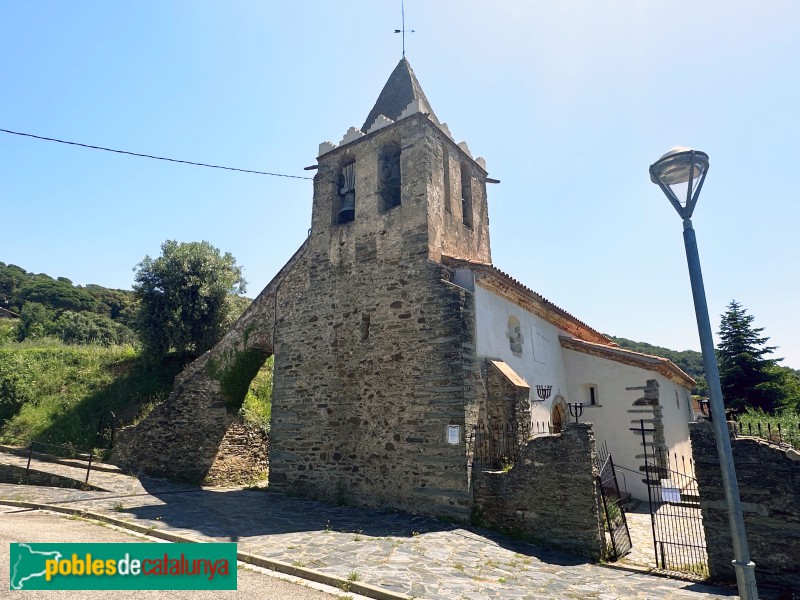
<box><xmin>0</xmin><ymin>128</ymin><xmax>313</xmax><ymax>180</ymax></box>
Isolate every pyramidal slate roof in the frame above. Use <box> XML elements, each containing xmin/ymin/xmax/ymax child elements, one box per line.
<box><xmin>362</xmin><ymin>58</ymin><xmax>440</xmax><ymax>132</ymax></box>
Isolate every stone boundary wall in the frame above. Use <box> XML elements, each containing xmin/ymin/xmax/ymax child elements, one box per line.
<box><xmin>689</xmin><ymin>421</ymin><xmax>800</xmax><ymax>593</ymax></box>
<box><xmin>0</xmin><ymin>463</ymin><xmax>105</xmax><ymax>491</ymax></box>
<box><xmin>471</xmin><ymin>423</ymin><xmax>606</xmax><ymax>560</ymax></box>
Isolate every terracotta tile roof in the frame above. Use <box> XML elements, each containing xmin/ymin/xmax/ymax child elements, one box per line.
<box><xmin>488</xmin><ymin>360</ymin><xmax>530</xmax><ymax>389</ymax></box>
<box><xmin>559</xmin><ymin>335</ymin><xmax>696</xmax><ymax>388</ymax></box>
<box><xmin>440</xmin><ymin>255</ymin><xmax>610</xmax><ymax>345</ymax></box>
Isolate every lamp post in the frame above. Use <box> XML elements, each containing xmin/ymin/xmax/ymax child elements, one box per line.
<box><xmin>649</xmin><ymin>147</ymin><xmax>758</xmax><ymax>600</ymax></box>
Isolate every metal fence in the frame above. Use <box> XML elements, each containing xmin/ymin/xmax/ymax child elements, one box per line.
<box><xmin>0</xmin><ymin>437</ymin><xmax>97</xmax><ymax>488</ymax></box>
<box><xmin>596</xmin><ymin>442</ymin><xmax>632</xmax><ymax>560</ymax></box>
<box><xmin>641</xmin><ymin>441</ymin><xmax>708</xmax><ymax>577</ymax></box>
<box><xmin>732</xmin><ymin>419</ymin><xmax>800</xmax><ymax>449</ymax></box>
<box><xmin>470</xmin><ymin>421</ymin><xmax>531</xmax><ymax>470</ymax></box>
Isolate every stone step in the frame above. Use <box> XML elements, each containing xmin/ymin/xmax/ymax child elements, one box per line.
<box><xmin>630</xmin><ymin>418</ymin><xmax>655</xmax><ymax>424</ymax></box>
<box><xmin>627</xmin><ymin>409</ymin><xmax>656</xmax><ymax>414</ymax></box>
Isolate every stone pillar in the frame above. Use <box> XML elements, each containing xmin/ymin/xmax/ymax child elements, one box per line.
<box><xmin>471</xmin><ymin>423</ymin><xmax>606</xmax><ymax>560</ymax></box>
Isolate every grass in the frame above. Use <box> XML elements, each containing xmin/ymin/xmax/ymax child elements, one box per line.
<box><xmin>240</xmin><ymin>355</ymin><xmax>273</xmax><ymax>430</ymax></box>
<box><xmin>338</xmin><ymin>570</ymin><xmax>361</xmax><ymax>593</ymax></box>
<box><xmin>0</xmin><ymin>340</ymin><xmax>184</xmax><ymax>452</ymax></box>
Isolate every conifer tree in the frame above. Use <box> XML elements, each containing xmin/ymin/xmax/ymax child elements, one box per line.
<box><xmin>717</xmin><ymin>300</ymin><xmax>782</xmax><ymax>413</ymax></box>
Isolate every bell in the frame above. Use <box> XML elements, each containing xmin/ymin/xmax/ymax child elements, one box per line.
<box><xmin>338</xmin><ymin>191</ymin><xmax>355</xmax><ymax>223</ymax></box>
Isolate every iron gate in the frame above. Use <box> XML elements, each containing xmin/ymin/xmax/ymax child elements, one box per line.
<box><xmin>639</xmin><ymin>421</ymin><xmax>708</xmax><ymax>577</ymax></box>
<box><xmin>596</xmin><ymin>443</ymin><xmax>632</xmax><ymax>560</ymax></box>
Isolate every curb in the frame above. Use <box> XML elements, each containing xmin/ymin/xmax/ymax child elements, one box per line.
<box><xmin>0</xmin><ymin>499</ymin><xmax>412</xmax><ymax>600</ymax></box>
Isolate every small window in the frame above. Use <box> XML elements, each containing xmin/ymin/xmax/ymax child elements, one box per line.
<box><xmin>461</xmin><ymin>163</ymin><xmax>472</xmax><ymax>228</ymax></box>
<box><xmin>507</xmin><ymin>316</ymin><xmax>523</xmax><ymax>355</ymax></box>
<box><xmin>381</xmin><ymin>144</ymin><xmax>401</xmax><ymax>210</ymax></box>
<box><xmin>337</xmin><ymin>161</ymin><xmax>355</xmax><ymax>224</ymax></box>
<box><xmin>581</xmin><ymin>384</ymin><xmax>598</xmax><ymax>406</ymax></box>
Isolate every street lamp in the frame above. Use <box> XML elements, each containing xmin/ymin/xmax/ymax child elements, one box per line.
<box><xmin>650</xmin><ymin>147</ymin><xmax>758</xmax><ymax>600</ymax></box>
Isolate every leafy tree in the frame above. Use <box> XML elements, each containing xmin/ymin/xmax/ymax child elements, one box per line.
<box><xmin>133</xmin><ymin>240</ymin><xmax>247</xmax><ymax>361</ymax></box>
<box><xmin>0</xmin><ymin>263</ymin><xmax>26</xmax><ymax>309</ymax></box>
<box><xmin>717</xmin><ymin>300</ymin><xmax>783</xmax><ymax>413</ymax></box>
<box><xmin>14</xmin><ymin>277</ymin><xmax>97</xmax><ymax>313</ymax></box>
<box><xmin>772</xmin><ymin>365</ymin><xmax>800</xmax><ymax>414</ymax></box>
<box><xmin>16</xmin><ymin>302</ymin><xmax>55</xmax><ymax>341</ymax></box>
<box><xmin>84</xmin><ymin>285</ymin><xmax>139</xmax><ymax>327</ymax></box>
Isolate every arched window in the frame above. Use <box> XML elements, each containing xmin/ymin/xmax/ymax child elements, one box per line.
<box><xmin>461</xmin><ymin>162</ymin><xmax>472</xmax><ymax>228</ymax></box>
<box><xmin>381</xmin><ymin>143</ymin><xmax>401</xmax><ymax>210</ymax></box>
<box><xmin>442</xmin><ymin>144</ymin><xmax>451</xmax><ymax>213</ymax></box>
<box><xmin>337</xmin><ymin>161</ymin><xmax>355</xmax><ymax>224</ymax></box>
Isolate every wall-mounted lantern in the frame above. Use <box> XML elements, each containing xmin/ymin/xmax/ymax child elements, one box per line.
<box><xmin>567</xmin><ymin>402</ymin><xmax>584</xmax><ymax>424</ymax></box>
<box><xmin>534</xmin><ymin>385</ymin><xmax>553</xmax><ymax>404</ymax></box>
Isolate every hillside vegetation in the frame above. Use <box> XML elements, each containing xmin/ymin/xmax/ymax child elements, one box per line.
<box><xmin>0</xmin><ymin>261</ymin><xmax>137</xmax><ymax>345</ymax></box>
<box><xmin>607</xmin><ymin>335</ymin><xmax>707</xmax><ymax>393</ymax></box>
<box><xmin>0</xmin><ymin>259</ymin><xmax>268</xmax><ymax>454</ymax></box>
<box><xmin>0</xmin><ymin>340</ymin><xmax>182</xmax><ymax>452</ymax></box>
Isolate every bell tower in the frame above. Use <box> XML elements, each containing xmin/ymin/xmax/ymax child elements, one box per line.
<box><xmin>308</xmin><ymin>58</ymin><xmax>493</xmax><ymax>268</ymax></box>
<box><xmin>268</xmin><ymin>60</ymin><xmax>493</xmax><ymax>518</ymax></box>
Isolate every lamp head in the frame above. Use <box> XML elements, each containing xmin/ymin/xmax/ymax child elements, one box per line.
<box><xmin>650</xmin><ymin>147</ymin><xmax>709</xmax><ymax>218</ymax></box>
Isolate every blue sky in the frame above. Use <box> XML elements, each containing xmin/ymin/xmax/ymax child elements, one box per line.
<box><xmin>2</xmin><ymin>1</ymin><xmax>799</xmax><ymax>367</ymax></box>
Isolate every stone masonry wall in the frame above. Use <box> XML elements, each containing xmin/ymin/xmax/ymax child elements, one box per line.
<box><xmin>690</xmin><ymin>421</ymin><xmax>800</xmax><ymax>592</ymax></box>
<box><xmin>269</xmin><ymin>256</ymin><xmax>478</xmax><ymax>518</ymax></box>
<box><xmin>472</xmin><ymin>423</ymin><xmax>606</xmax><ymax>560</ymax></box>
<box><xmin>267</xmin><ymin>115</ymin><xmax>483</xmax><ymax>519</ymax></box>
<box><xmin>203</xmin><ymin>419</ymin><xmax>269</xmax><ymax>487</ymax></box>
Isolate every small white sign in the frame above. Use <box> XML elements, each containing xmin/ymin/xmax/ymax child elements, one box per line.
<box><xmin>661</xmin><ymin>479</ymin><xmax>681</xmax><ymax>503</ymax></box>
<box><xmin>447</xmin><ymin>425</ymin><xmax>460</xmax><ymax>445</ymax></box>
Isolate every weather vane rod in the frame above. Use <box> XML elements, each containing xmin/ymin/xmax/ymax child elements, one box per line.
<box><xmin>394</xmin><ymin>0</ymin><xmax>415</xmax><ymax>58</ymax></box>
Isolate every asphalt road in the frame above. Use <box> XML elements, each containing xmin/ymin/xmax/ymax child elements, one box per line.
<box><xmin>0</xmin><ymin>507</ymin><xmax>357</xmax><ymax>600</ymax></box>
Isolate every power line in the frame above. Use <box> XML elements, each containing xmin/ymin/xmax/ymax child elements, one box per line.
<box><xmin>0</xmin><ymin>128</ymin><xmax>313</xmax><ymax>180</ymax></box>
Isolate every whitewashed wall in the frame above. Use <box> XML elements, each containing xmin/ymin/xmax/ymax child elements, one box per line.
<box><xmin>562</xmin><ymin>349</ymin><xmax>693</xmax><ymax>500</ymax></box>
<box><xmin>473</xmin><ymin>281</ymin><xmax>694</xmax><ymax>501</ymax></box>
<box><xmin>474</xmin><ymin>284</ymin><xmax>569</xmax><ymax>428</ymax></box>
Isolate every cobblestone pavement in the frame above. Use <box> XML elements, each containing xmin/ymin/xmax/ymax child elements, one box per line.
<box><xmin>0</xmin><ymin>452</ymin><xmax>745</xmax><ymax>600</ymax></box>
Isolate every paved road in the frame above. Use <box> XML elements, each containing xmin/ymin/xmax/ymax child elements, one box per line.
<box><xmin>0</xmin><ymin>507</ymin><xmax>355</xmax><ymax>600</ymax></box>
<box><xmin>0</xmin><ymin>452</ymin><xmax>749</xmax><ymax>599</ymax></box>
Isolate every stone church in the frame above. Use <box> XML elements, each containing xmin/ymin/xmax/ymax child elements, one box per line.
<box><xmin>114</xmin><ymin>59</ymin><xmax>695</xmax><ymax>518</ymax></box>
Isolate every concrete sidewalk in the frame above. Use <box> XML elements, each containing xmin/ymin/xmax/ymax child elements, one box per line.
<box><xmin>0</xmin><ymin>452</ymin><xmax>742</xmax><ymax>600</ymax></box>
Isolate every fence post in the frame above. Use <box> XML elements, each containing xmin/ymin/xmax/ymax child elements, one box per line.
<box><xmin>25</xmin><ymin>443</ymin><xmax>33</xmax><ymax>484</ymax></box>
<box><xmin>84</xmin><ymin>452</ymin><xmax>93</xmax><ymax>488</ymax></box>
